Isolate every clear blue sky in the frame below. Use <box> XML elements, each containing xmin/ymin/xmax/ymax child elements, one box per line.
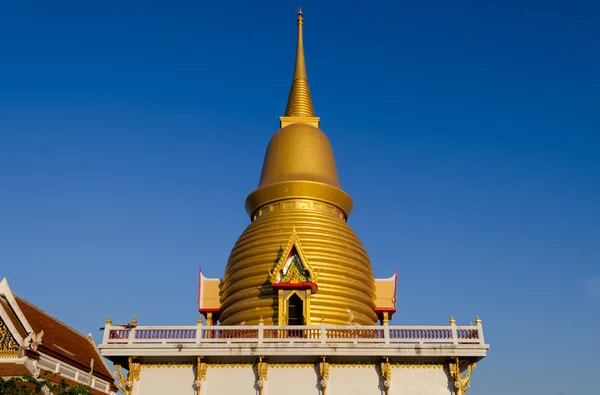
<box><xmin>1</xmin><ymin>1</ymin><xmax>599</xmax><ymax>394</ymax></box>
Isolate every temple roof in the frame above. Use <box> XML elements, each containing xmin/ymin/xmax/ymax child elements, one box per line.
<box><xmin>0</xmin><ymin>278</ymin><xmax>114</xmax><ymax>384</ymax></box>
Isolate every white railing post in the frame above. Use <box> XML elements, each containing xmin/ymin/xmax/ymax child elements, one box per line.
<box><xmin>450</xmin><ymin>316</ymin><xmax>458</xmax><ymax>345</ymax></box>
<box><xmin>128</xmin><ymin>327</ymin><xmax>136</xmax><ymax>344</ymax></box>
<box><xmin>102</xmin><ymin>317</ymin><xmax>112</xmax><ymax>344</ymax></box>
<box><xmin>320</xmin><ymin>321</ymin><xmax>326</xmax><ymax>344</ymax></box>
<box><xmin>475</xmin><ymin>316</ymin><xmax>484</xmax><ymax>344</ymax></box>
<box><xmin>196</xmin><ymin>318</ymin><xmax>203</xmax><ymax>344</ymax></box>
<box><xmin>384</xmin><ymin>322</ymin><xmax>390</xmax><ymax>345</ymax></box>
<box><xmin>258</xmin><ymin>318</ymin><xmax>264</xmax><ymax>345</ymax></box>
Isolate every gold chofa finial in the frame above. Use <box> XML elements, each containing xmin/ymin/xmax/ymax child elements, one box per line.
<box><xmin>283</xmin><ymin>8</ymin><xmax>315</xmax><ymax>118</ymax></box>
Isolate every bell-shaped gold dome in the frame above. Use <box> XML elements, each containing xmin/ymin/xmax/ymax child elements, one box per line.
<box><xmin>258</xmin><ymin>123</ymin><xmax>340</xmax><ymax>189</ymax></box>
<box><xmin>219</xmin><ymin>10</ymin><xmax>377</xmax><ymax>326</ymax></box>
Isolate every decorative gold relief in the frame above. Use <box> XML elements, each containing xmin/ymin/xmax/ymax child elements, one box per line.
<box><xmin>398</xmin><ymin>364</ymin><xmax>444</xmax><ymax>369</ymax></box>
<box><xmin>269</xmin><ymin>227</ymin><xmax>317</xmax><ymax>283</ymax></box>
<box><xmin>114</xmin><ymin>357</ymin><xmax>141</xmax><ymax>395</ymax></box>
<box><xmin>252</xmin><ymin>199</ymin><xmax>345</xmax><ymax>221</ymax></box>
<box><xmin>142</xmin><ymin>363</ymin><xmax>194</xmax><ymax>368</ymax></box>
<box><xmin>270</xmin><ymin>363</ymin><xmax>314</xmax><ymax>368</ymax></box>
<box><xmin>330</xmin><ymin>363</ymin><xmax>444</xmax><ymax>369</ymax></box>
<box><xmin>256</xmin><ymin>357</ymin><xmax>268</xmax><ymax>395</ymax></box>
<box><xmin>130</xmin><ymin>358</ymin><xmax>141</xmax><ymax>382</ymax></box>
<box><xmin>380</xmin><ymin>358</ymin><xmax>392</xmax><ymax>395</ymax></box>
<box><xmin>319</xmin><ymin>357</ymin><xmax>330</xmax><ymax>395</ymax></box>
<box><xmin>209</xmin><ymin>363</ymin><xmax>253</xmax><ymax>368</ymax></box>
<box><xmin>195</xmin><ymin>357</ymin><xmax>208</xmax><ymax>394</ymax></box>
<box><xmin>0</xmin><ymin>318</ymin><xmax>19</xmax><ymax>358</ymax></box>
<box><xmin>114</xmin><ymin>365</ymin><xmax>131</xmax><ymax>395</ymax></box>
<box><xmin>280</xmin><ymin>257</ymin><xmax>309</xmax><ymax>283</ymax></box>
<box><xmin>331</xmin><ymin>363</ymin><xmax>374</xmax><ymax>368</ymax></box>
<box><xmin>449</xmin><ymin>357</ymin><xmax>476</xmax><ymax>395</ymax></box>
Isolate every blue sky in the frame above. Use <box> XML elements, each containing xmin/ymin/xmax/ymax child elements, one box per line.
<box><xmin>1</xmin><ymin>1</ymin><xmax>599</xmax><ymax>394</ymax></box>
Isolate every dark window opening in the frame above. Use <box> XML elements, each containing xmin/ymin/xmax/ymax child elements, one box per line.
<box><xmin>287</xmin><ymin>294</ymin><xmax>304</xmax><ymax>326</ymax></box>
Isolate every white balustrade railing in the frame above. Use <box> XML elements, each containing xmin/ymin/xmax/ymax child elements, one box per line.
<box><xmin>102</xmin><ymin>322</ymin><xmax>484</xmax><ymax>346</ymax></box>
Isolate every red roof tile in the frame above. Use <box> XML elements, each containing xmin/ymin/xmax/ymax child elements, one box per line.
<box><xmin>0</xmin><ymin>362</ymin><xmax>30</xmax><ymax>377</ymax></box>
<box><xmin>14</xmin><ymin>296</ymin><xmax>113</xmax><ymax>382</ymax></box>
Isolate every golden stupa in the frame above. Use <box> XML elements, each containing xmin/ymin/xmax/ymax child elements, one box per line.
<box><xmin>198</xmin><ymin>10</ymin><xmax>397</xmax><ymax>327</ymax></box>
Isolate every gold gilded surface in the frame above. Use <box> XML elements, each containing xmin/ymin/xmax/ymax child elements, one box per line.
<box><xmin>220</xmin><ymin>210</ymin><xmax>377</xmax><ymax>325</ymax></box>
<box><xmin>142</xmin><ymin>363</ymin><xmax>194</xmax><ymax>369</ymax></box>
<box><xmin>221</xmin><ymin>11</ymin><xmax>377</xmax><ymax>326</ymax></box>
<box><xmin>284</xmin><ymin>9</ymin><xmax>314</xmax><ymax>118</ymax></box>
<box><xmin>380</xmin><ymin>358</ymin><xmax>392</xmax><ymax>395</ymax></box>
<box><xmin>246</xmin><ymin>182</ymin><xmax>353</xmax><ymax>219</ymax></box>
<box><xmin>449</xmin><ymin>357</ymin><xmax>476</xmax><ymax>395</ymax></box>
<box><xmin>209</xmin><ymin>363</ymin><xmax>252</xmax><ymax>368</ymax></box>
<box><xmin>319</xmin><ymin>357</ymin><xmax>330</xmax><ymax>395</ymax></box>
<box><xmin>269</xmin><ymin>227</ymin><xmax>316</xmax><ymax>283</ymax></box>
<box><xmin>0</xmin><ymin>317</ymin><xmax>19</xmax><ymax>357</ymax></box>
<box><xmin>256</xmin><ymin>357</ymin><xmax>268</xmax><ymax>395</ymax></box>
<box><xmin>257</xmin><ymin>123</ymin><xmax>341</xmax><ymax>190</ymax></box>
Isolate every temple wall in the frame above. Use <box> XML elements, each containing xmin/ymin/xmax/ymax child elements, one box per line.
<box><xmin>328</xmin><ymin>365</ymin><xmax>382</xmax><ymax>394</ymax></box>
<box><xmin>390</xmin><ymin>365</ymin><xmax>452</xmax><ymax>395</ymax></box>
<box><xmin>268</xmin><ymin>365</ymin><xmax>318</xmax><ymax>394</ymax></box>
<box><xmin>132</xmin><ymin>363</ymin><xmax>453</xmax><ymax>395</ymax></box>
<box><xmin>135</xmin><ymin>365</ymin><xmax>195</xmax><ymax>395</ymax></box>
<box><xmin>203</xmin><ymin>365</ymin><xmax>256</xmax><ymax>395</ymax></box>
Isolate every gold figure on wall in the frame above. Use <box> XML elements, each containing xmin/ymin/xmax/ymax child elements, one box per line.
<box><xmin>449</xmin><ymin>357</ymin><xmax>476</xmax><ymax>395</ymax></box>
<box><xmin>194</xmin><ymin>357</ymin><xmax>208</xmax><ymax>394</ymax></box>
<box><xmin>114</xmin><ymin>357</ymin><xmax>141</xmax><ymax>395</ymax></box>
<box><xmin>319</xmin><ymin>357</ymin><xmax>330</xmax><ymax>395</ymax></box>
<box><xmin>380</xmin><ymin>357</ymin><xmax>392</xmax><ymax>395</ymax></box>
<box><xmin>256</xmin><ymin>357</ymin><xmax>268</xmax><ymax>395</ymax></box>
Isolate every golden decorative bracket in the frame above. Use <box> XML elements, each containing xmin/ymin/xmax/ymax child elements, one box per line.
<box><xmin>114</xmin><ymin>357</ymin><xmax>141</xmax><ymax>395</ymax></box>
<box><xmin>380</xmin><ymin>357</ymin><xmax>392</xmax><ymax>395</ymax></box>
<box><xmin>449</xmin><ymin>357</ymin><xmax>476</xmax><ymax>395</ymax></box>
<box><xmin>256</xmin><ymin>357</ymin><xmax>268</xmax><ymax>395</ymax></box>
<box><xmin>194</xmin><ymin>357</ymin><xmax>208</xmax><ymax>394</ymax></box>
<box><xmin>319</xmin><ymin>356</ymin><xmax>330</xmax><ymax>395</ymax></box>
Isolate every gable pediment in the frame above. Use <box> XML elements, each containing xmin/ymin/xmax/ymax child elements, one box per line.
<box><xmin>269</xmin><ymin>227</ymin><xmax>317</xmax><ymax>285</ymax></box>
<box><xmin>0</xmin><ymin>316</ymin><xmax>20</xmax><ymax>358</ymax></box>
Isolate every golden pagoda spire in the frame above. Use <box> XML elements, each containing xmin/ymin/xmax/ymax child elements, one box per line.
<box><xmin>283</xmin><ymin>9</ymin><xmax>316</xmax><ymax>120</ymax></box>
<box><xmin>220</xmin><ymin>10</ymin><xmax>378</xmax><ymax>328</ymax></box>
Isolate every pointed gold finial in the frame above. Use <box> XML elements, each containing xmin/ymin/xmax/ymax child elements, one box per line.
<box><xmin>197</xmin><ymin>317</ymin><xmax>203</xmax><ymax>325</ymax></box>
<box><xmin>259</xmin><ymin>315</ymin><xmax>264</xmax><ymax>324</ymax></box>
<box><xmin>131</xmin><ymin>316</ymin><xmax>137</xmax><ymax>326</ymax></box>
<box><xmin>449</xmin><ymin>316</ymin><xmax>456</xmax><ymax>325</ymax></box>
<box><xmin>475</xmin><ymin>316</ymin><xmax>482</xmax><ymax>325</ymax></box>
<box><xmin>283</xmin><ymin>8</ymin><xmax>315</xmax><ymax>119</ymax></box>
<box><xmin>106</xmin><ymin>316</ymin><xmax>112</xmax><ymax>325</ymax></box>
